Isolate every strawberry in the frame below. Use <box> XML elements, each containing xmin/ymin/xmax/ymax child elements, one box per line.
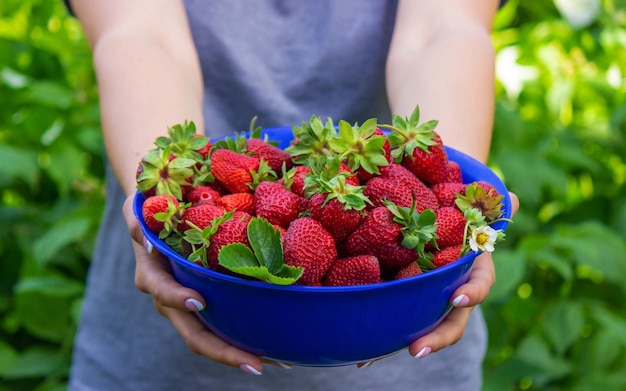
<box><xmin>179</xmin><ymin>204</ymin><xmax>226</xmax><ymax>231</ymax></box>
<box><xmin>136</xmin><ymin>147</ymin><xmax>196</xmax><ymax>200</ymax></box>
<box><xmin>455</xmin><ymin>182</ymin><xmax>505</xmax><ymax>222</ymax></box>
<box><xmin>430</xmin><ymin>182</ymin><xmax>467</xmax><ymax>208</ymax></box>
<box><xmin>206</xmin><ymin>216</ymin><xmax>251</xmax><ymax>272</ymax></box>
<box><xmin>343</xmin><ymin>202</ymin><xmax>438</xmax><ymax>275</ymax></box>
<box><xmin>304</xmin><ymin>157</ymin><xmax>369</xmax><ymax>243</ymax></box>
<box><xmin>142</xmin><ymin>194</ymin><xmax>180</xmax><ymax>234</ymax></box>
<box><xmin>431</xmin><ymin>244</ymin><xmax>463</xmax><ymax>268</ymax></box>
<box><xmin>393</xmin><ymin>261</ymin><xmax>423</xmax><ymax>280</ymax></box>
<box><xmin>308</xmin><ymin>193</ymin><xmax>365</xmax><ymax>244</ymax></box>
<box><xmin>364</xmin><ymin>163</ymin><xmax>439</xmax><ymax>212</ymax></box>
<box><xmin>328</xmin><ymin>118</ymin><xmax>390</xmax><ymax>181</ymax></box>
<box><xmin>233</xmin><ymin>210</ymin><xmax>253</xmax><ymax>224</ymax></box>
<box><xmin>217</xmin><ymin>192</ymin><xmax>255</xmax><ymax>215</ymax></box>
<box><xmin>210</xmin><ymin>149</ymin><xmax>274</xmax><ymax>194</ymax></box>
<box><xmin>283</xmin><ymin>217</ymin><xmax>337</xmax><ymax>286</ymax></box>
<box><xmin>338</xmin><ymin>162</ymin><xmax>360</xmax><ymax>186</ymax></box>
<box><xmin>381</xmin><ymin>105</ymin><xmax>449</xmax><ymax>185</ymax></box>
<box><xmin>154</xmin><ymin>121</ymin><xmax>211</xmax><ymax>160</ymax></box>
<box><xmin>187</xmin><ymin>185</ymin><xmax>221</xmax><ymax>206</ymax></box>
<box><xmin>281</xmin><ymin>165</ymin><xmax>310</xmax><ymax>197</ymax></box>
<box><xmin>247</xmin><ymin>137</ymin><xmax>293</xmax><ymax>173</ymax></box>
<box><xmin>355</xmin><ymin>128</ymin><xmax>393</xmax><ymax>183</ymax></box>
<box><xmin>322</xmin><ymin>255</ymin><xmax>380</xmax><ymax>286</ymax></box>
<box><xmin>286</xmin><ymin>116</ymin><xmax>338</xmax><ymax>165</ymax></box>
<box><xmin>254</xmin><ymin>181</ymin><xmax>304</xmax><ymax>228</ymax></box>
<box><xmin>433</xmin><ymin>207</ymin><xmax>467</xmax><ymax>249</ymax></box>
<box><xmin>446</xmin><ymin>161</ymin><xmax>463</xmax><ymax>183</ymax></box>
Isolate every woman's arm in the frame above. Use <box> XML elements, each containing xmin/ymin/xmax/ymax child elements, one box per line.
<box><xmin>71</xmin><ymin>0</ymin><xmax>266</xmax><ymax>373</ymax></box>
<box><xmin>72</xmin><ymin>0</ymin><xmax>204</xmax><ymax>194</ymax></box>
<box><xmin>386</xmin><ymin>0</ymin><xmax>511</xmax><ymax>359</ymax></box>
<box><xmin>386</xmin><ymin>0</ymin><xmax>498</xmax><ymax>162</ymax></box>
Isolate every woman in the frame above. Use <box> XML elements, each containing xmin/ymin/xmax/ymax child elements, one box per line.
<box><xmin>65</xmin><ymin>1</ymin><xmax>515</xmax><ymax>389</ymax></box>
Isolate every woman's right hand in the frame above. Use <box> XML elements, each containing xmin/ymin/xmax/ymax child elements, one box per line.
<box><xmin>122</xmin><ymin>194</ymin><xmax>267</xmax><ymax>375</ymax></box>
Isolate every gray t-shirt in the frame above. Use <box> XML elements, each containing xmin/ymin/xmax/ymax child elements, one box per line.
<box><xmin>69</xmin><ymin>1</ymin><xmax>487</xmax><ymax>390</ymax></box>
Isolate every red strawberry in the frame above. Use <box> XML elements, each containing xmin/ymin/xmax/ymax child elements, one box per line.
<box><xmin>364</xmin><ymin>164</ymin><xmax>439</xmax><ymax>212</ymax></box>
<box><xmin>455</xmin><ymin>182</ymin><xmax>505</xmax><ymax>222</ymax></box>
<box><xmin>382</xmin><ymin>105</ymin><xmax>449</xmax><ymax>185</ymax></box>
<box><xmin>322</xmin><ymin>255</ymin><xmax>380</xmax><ymax>286</ymax></box>
<box><xmin>400</xmin><ymin>131</ymin><xmax>448</xmax><ymax>185</ymax></box>
<box><xmin>281</xmin><ymin>165</ymin><xmax>310</xmax><ymax>198</ymax></box>
<box><xmin>246</xmin><ymin>137</ymin><xmax>293</xmax><ymax>173</ymax></box>
<box><xmin>327</xmin><ymin>119</ymin><xmax>390</xmax><ymax>183</ymax></box>
<box><xmin>142</xmin><ymin>194</ymin><xmax>179</xmax><ymax>233</ymax></box>
<box><xmin>475</xmin><ymin>181</ymin><xmax>499</xmax><ymax>196</ymax></box>
<box><xmin>343</xmin><ymin>206</ymin><xmax>433</xmax><ymax>275</ymax></box>
<box><xmin>179</xmin><ymin>204</ymin><xmax>226</xmax><ymax>231</ymax></box>
<box><xmin>393</xmin><ymin>261</ymin><xmax>423</xmax><ymax>280</ymax></box>
<box><xmin>254</xmin><ymin>181</ymin><xmax>303</xmax><ymax>228</ymax></box>
<box><xmin>217</xmin><ymin>193</ymin><xmax>255</xmax><ymax>215</ymax></box>
<box><xmin>308</xmin><ymin>193</ymin><xmax>365</xmax><ymax>243</ymax></box>
<box><xmin>211</xmin><ymin>149</ymin><xmax>274</xmax><ymax>194</ymax></box>
<box><xmin>304</xmin><ymin>164</ymin><xmax>369</xmax><ymax>243</ymax></box>
<box><xmin>446</xmin><ymin>161</ymin><xmax>463</xmax><ymax>183</ymax></box>
<box><xmin>431</xmin><ymin>244</ymin><xmax>464</xmax><ymax>268</ymax></box>
<box><xmin>193</xmin><ymin>134</ymin><xmax>212</xmax><ymax>160</ymax></box>
<box><xmin>430</xmin><ymin>182</ymin><xmax>467</xmax><ymax>208</ymax></box>
<box><xmin>206</xmin><ymin>217</ymin><xmax>251</xmax><ymax>272</ymax></box>
<box><xmin>283</xmin><ymin>217</ymin><xmax>337</xmax><ymax>286</ymax></box>
<box><xmin>340</xmin><ymin>162</ymin><xmax>360</xmax><ymax>186</ymax></box>
<box><xmin>136</xmin><ymin>148</ymin><xmax>195</xmax><ymax>200</ymax></box>
<box><xmin>355</xmin><ymin>128</ymin><xmax>392</xmax><ymax>183</ymax></box>
<box><xmin>434</xmin><ymin>207</ymin><xmax>467</xmax><ymax>249</ymax></box>
<box><xmin>187</xmin><ymin>185</ymin><xmax>221</xmax><ymax>206</ymax></box>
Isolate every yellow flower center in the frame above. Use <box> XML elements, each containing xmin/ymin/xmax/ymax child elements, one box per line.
<box><xmin>475</xmin><ymin>232</ymin><xmax>490</xmax><ymax>246</ymax></box>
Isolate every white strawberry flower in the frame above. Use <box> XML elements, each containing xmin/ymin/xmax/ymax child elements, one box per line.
<box><xmin>469</xmin><ymin>225</ymin><xmax>498</xmax><ymax>253</ymax></box>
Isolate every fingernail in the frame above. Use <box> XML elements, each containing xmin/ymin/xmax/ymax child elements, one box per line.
<box><xmin>413</xmin><ymin>346</ymin><xmax>431</xmax><ymax>359</ymax></box>
<box><xmin>239</xmin><ymin>364</ymin><xmax>262</xmax><ymax>375</ymax></box>
<box><xmin>184</xmin><ymin>298</ymin><xmax>204</xmax><ymax>311</ymax></box>
<box><xmin>142</xmin><ymin>236</ymin><xmax>153</xmax><ymax>255</ymax></box>
<box><xmin>274</xmin><ymin>362</ymin><xmax>293</xmax><ymax>369</ymax></box>
<box><xmin>359</xmin><ymin>360</ymin><xmax>374</xmax><ymax>368</ymax></box>
<box><xmin>452</xmin><ymin>294</ymin><xmax>470</xmax><ymax>307</ymax></box>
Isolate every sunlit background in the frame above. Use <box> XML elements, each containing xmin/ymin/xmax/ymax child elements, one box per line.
<box><xmin>1</xmin><ymin>1</ymin><xmax>625</xmax><ymax>390</ymax></box>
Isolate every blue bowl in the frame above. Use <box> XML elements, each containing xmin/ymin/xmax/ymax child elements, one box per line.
<box><xmin>133</xmin><ymin>126</ymin><xmax>512</xmax><ymax>367</ymax></box>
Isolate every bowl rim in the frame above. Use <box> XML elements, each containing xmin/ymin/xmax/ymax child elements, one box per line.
<box><xmin>133</xmin><ymin>127</ymin><xmax>512</xmax><ymax>293</ymax></box>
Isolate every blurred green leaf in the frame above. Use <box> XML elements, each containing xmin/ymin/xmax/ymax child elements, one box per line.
<box><xmin>485</xmin><ymin>249</ymin><xmax>527</xmax><ymax>303</ymax></box>
<box><xmin>14</xmin><ymin>275</ymin><xmax>84</xmax><ymax>297</ymax></box>
<box><xmin>1</xmin><ymin>348</ymin><xmax>67</xmax><ymax>379</ymax></box>
<box><xmin>32</xmin><ymin>216</ymin><xmax>91</xmax><ymax>266</ymax></box>
<box><xmin>541</xmin><ymin>301</ymin><xmax>585</xmax><ymax>355</ymax></box>
<box><xmin>0</xmin><ymin>144</ymin><xmax>39</xmax><ymax>188</ymax></box>
<box><xmin>24</xmin><ymin>80</ymin><xmax>75</xmax><ymax>109</ymax></box>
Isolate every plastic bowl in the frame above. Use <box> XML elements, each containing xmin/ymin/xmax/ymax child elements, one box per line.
<box><xmin>133</xmin><ymin>126</ymin><xmax>512</xmax><ymax>367</ymax></box>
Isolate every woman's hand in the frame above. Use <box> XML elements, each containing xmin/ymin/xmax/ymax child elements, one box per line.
<box><xmin>122</xmin><ymin>194</ymin><xmax>268</xmax><ymax>375</ymax></box>
<box><xmin>407</xmin><ymin>192</ymin><xmax>520</xmax><ymax>359</ymax></box>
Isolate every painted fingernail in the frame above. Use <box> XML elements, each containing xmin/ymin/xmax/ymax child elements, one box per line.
<box><xmin>274</xmin><ymin>362</ymin><xmax>293</xmax><ymax>369</ymax></box>
<box><xmin>184</xmin><ymin>298</ymin><xmax>204</xmax><ymax>311</ymax></box>
<box><xmin>452</xmin><ymin>294</ymin><xmax>470</xmax><ymax>307</ymax></box>
<box><xmin>413</xmin><ymin>346</ymin><xmax>432</xmax><ymax>359</ymax></box>
<box><xmin>142</xmin><ymin>236</ymin><xmax>153</xmax><ymax>255</ymax></box>
<box><xmin>240</xmin><ymin>364</ymin><xmax>262</xmax><ymax>375</ymax></box>
<box><xmin>359</xmin><ymin>360</ymin><xmax>374</xmax><ymax>368</ymax></box>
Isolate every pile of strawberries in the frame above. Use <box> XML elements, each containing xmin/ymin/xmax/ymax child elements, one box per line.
<box><xmin>137</xmin><ymin>106</ymin><xmax>507</xmax><ymax>287</ymax></box>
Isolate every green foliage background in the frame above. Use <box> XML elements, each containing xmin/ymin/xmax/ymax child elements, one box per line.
<box><xmin>0</xmin><ymin>1</ymin><xmax>625</xmax><ymax>390</ymax></box>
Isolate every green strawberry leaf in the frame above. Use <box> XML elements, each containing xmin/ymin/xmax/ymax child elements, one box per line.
<box><xmin>267</xmin><ymin>265</ymin><xmax>304</xmax><ymax>285</ymax></box>
<box><xmin>217</xmin><ymin>217</ymin><xmax>302</xmax><ymax>285</ymax></box>
<box><xmin>219</xmin><ymin>243</ymin><xmax>262</xmax><ymax>268</ymax></box>
<box><xmin>247</xmin><ymin>217</ymin><xmax>284</xmax><ymax>275</ymax></box>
